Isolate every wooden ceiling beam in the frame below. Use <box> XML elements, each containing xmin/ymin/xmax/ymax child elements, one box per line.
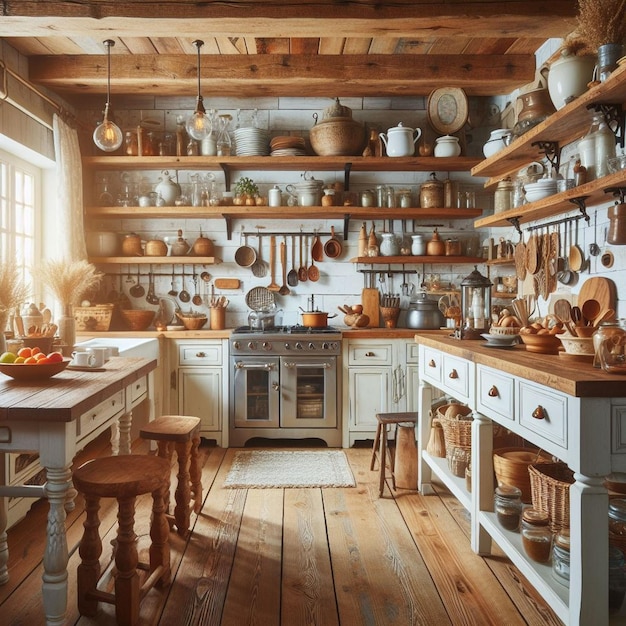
<box><xmin>28</xmin><ymin>53</ymin><xmax>536</xmax><ymax>97</ymax></box>
<box><xmin>0</xmin><ymin>1</ymin><xmax>576</xmax><ymax>39</ymax></box>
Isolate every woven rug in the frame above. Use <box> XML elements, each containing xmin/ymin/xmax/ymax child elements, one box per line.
<box><xmin>223</xmin><ymin>450</ymin><xmax>356</xmax><ymax>489</ymax></box>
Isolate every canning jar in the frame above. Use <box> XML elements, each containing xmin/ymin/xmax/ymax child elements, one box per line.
<box><xmin>494</xmin><ymin>177</ymin><xmax>514</xmax><ymax>213</ymax></box>
<box><xmin>552</xmin><ymin>529</ymin><xmax>570</xmax><ymax>586</ymax></box>
<box><xmin>521</xmin><ymin>508</ymin><xmax>552</xmax><ymax>562</ymax></box>
<box><xmin>609</xmin><ymin>545</ymin><xmax>626</xmax><ymax>611</ymax></box>
<box><xmin>420</xmin><ymin>172</ymin><xmax>444</xmax><ymax>209</ymax></box>
<box><xmin>609</xmin><ymin>498</ymin><xmax>626</xmax><ymax>547</ymax></box>
<box><xmin>494</xmin><ymin>485</ymin><xmax>523</xmax><ymax>531</ymax></box>
<box><xmin>594</xmin><ymin>320</ymin><xmax>626</xmax><ymax>372</ymax></box>
<box><xmin>397</xmin><ymin>188</ymin><xmax>412</xmax><ymax>208</ymax></box>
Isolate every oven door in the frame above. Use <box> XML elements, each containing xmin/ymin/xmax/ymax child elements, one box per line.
<box><xmin>231</xmin><ymin>356</ymin><xmax>280</xmax><ymax>428</ymax></box>
<box><xmin>280</xmin><ymin>356</ymin><xmax>337</xmax><ymax>428</ymax></box>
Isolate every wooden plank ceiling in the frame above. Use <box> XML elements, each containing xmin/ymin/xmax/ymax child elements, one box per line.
<box><xmin>0</xmin><ymin>1</ymin><xmax>577</xmax><ymax>103</ymax></box>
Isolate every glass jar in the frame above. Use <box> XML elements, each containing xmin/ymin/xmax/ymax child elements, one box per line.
<box><xmin>397</xmin><ymin>188</ymin><xmax>412</xmax><ymax>208</ymax></box>
<box><xmin>443</xmin><ymin>177</ymin><xmax>458</xmax><ymax>208</ymax></box>
<box><xmin>552</xmin><ymin>529</ymin><xmax>570</xmax><ymax>586</ymax></box>
<box><xmin>445</xmin><ymin>238</ymin><xmax>462</xmax><ymax>257</ymax></box>
<box><xmin>595</xmin><ymin>116</ymin><xmax>616</xmax><ymax>179</ymax></box>
<box><xmin>609</xmin><ymin>545</ymin><xmax>626</xmax><ymax>611</ymax></box>
<box><xmin>360</xmin><ymin>189</ymin><xmax>375</xmax><ymax>207</ymax></box>
<box><xmin>216</xmin><ymin>114</ymin><xmax>233</xmax><ymax>156</ymax></box>
<box><xmin>593</xmin><ymin>321</ymin><xmax>625</xmax><ymax>368</ymax></box>
<box><xmin>521</xmin><ymin>508</ymin><xmax>552</xmax><ymax>563</ymax></box>
<box><xmin>494</xmin><ymin>485</ymin><xmax>523</xmax><ymax>531</ymax></box>
<box><xmin>124</xmin><ymin>130</ymin><xmax>138</xmax><ymax>156</ymax></box>
<box><xmin>494</xmin><ymin>177</ymin><xmax>514</xmax><ymax>213</ymax></box>
<box><xmin>594</xmin><ymin>320</ymin><xmax>626</xmax><ymax>372</ymax></box>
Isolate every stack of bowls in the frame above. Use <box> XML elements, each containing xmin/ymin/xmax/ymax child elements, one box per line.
<box><xmin>524</xmin><ymin>178</ymin><xmax>557</xmax><ymax>203</ymax></box>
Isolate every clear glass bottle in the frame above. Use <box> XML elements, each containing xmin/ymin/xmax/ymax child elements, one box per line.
<box><xmin>216</xmin><ymin>114</ymin><xmax>233</xmax><ymax>156</ymax></box>
<box><xmin>593</xmin><ymin>320</ymin><xmax>626</xmax><ymax>369</ymax></box>
<box><xmin>521</xmin><ymin>508</ymin><xmax>552</xmax><ymax>563</ymax></box>
<box><xmin>494</xmin><ymin>485</ymin><xmax>523</xmax><ymax>531</ymax></box>
<box><xmin>595</xmin><ymin>115</ymin><xmax>617</xmax><ymax>179</ymax></box>
<box><xmin>552</xmin><ymin>529</ymin><xmax>570</xmax><ymax>586</ymax></box>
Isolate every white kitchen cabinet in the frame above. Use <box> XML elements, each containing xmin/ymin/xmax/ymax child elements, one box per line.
<box><xmin>169</xmin><ymin>339</ymin><xmax>229</xmax><ymax>445</ymax></box>
<box><xmin>343</xmin><ymin>338</ymin><xmax>418</xmax><ymax>446</ymax></box>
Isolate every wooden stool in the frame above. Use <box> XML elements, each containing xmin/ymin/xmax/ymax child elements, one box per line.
<box><xmin>370</xmin><ymin>412</ymin><xmax>418</xmax><ymax>497</ymax></box>
<box><xmin>73</xmin><ymin>455</ymin><xmax>171</xmax><ymax>626</ymax></box>
<box><xmin>139</xmin><ymin>415</ymin><xmax>202</xmax><ymax>536</ymax></box>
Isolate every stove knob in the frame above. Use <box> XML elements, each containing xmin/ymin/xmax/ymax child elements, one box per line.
<box><xmin>308</xmin><ymin>342</ymin><xmax>316</xmax><ymax>350</ymax></box>
<box><xmin>295</xmin><ymin>342</ymin><xmax>303</xmax><ymax>350</ymax></box>
<box><xmin>322</xmin><ymin>342</ymin><xmax>329</xmax><ymax>350</ymax></box>
<box><xmin>247</xmin><ymin>341</ymin><xmax>256</xmax><ymax>350</ymax></box>
<box><xmin>232</xmin><ymin>341</ymin><xmax>241</xmax><ymax>350</ymax></box>
<box><xmin>262</xmin><ymin>341</ymin><xmax>272</xmax><ymax>351</ymax></box>
<box><xmin>284</xmin><ymin>342</ymin><xmax>292</xmax><ymax>350</ymax></box>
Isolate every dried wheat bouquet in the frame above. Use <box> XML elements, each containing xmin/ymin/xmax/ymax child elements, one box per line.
<box><xmin>0</xmin><ymin>260</ymin><xmax>29</xmax><ymax>313</ymax></box>
<box><xmin>577</xmin><ymin>0</ymin><xmax>626</xmax><ymax>50</ymax></box>
<box><xmin>39</xmin><ymin>259</ymin><xmax>103</xmax><ymax>308</ymax></box>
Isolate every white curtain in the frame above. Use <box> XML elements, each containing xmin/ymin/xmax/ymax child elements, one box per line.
<box><xmin>53</xmin><ymin>113</ymin><xmax>87</xmax><ymax>261</ymax></box>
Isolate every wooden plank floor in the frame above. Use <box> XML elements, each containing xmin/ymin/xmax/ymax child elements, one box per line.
<box><xmin>0</xmin><ymin>433</ymin><xmax>561</xmax><ymax>625</ymax></box>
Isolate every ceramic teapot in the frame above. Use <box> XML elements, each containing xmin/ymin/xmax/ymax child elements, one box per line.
<box><xmin>169</xmin><ymin>229</ymin><xmax>190</xmax><ymax>256</ymax></box>
<box><xmin>155</xmin><ymin>170</ymin><xmax>181</xmax><ymax>205</ymax></box>
<box><xmin>379</xmin><ymin>122</ymin><xmax>422</xmax><ymax>157</ymax></box>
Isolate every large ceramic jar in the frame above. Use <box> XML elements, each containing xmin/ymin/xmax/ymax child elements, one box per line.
<box><xmin>379</xmin><ymin>232</ymin><xmax>399</xmax><ymax>256</ymax></box>
<box><xmin>547</xmin><ymin>51</ymin><xmax>596</xmax><ymax>110</ymax></box>
<box><xmin>483</xmin><ymin>129</ymin><xmax>512</xmax><ymax>158</ymax></box>
<box><xmin>155</xmin><ymin>170</ymin><xmax>181</xmax><ymax>205</ymax></box>
<box><xmin>434</xmin><ymin>135</ymin><xmax>461</xmax><ymax>157</ymax></box>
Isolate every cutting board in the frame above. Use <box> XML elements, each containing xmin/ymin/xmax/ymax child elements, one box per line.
<box><xmin>577</xmin><ymin>277</ymin><xmax>617</xmax><ymax>313</ymax></box>
<box><xmin>361</xmin><ymin>287</ymin><xmax>380</xmax><ymax>328</ymax></box>
<box><xmin>214</xmin><ymin>278</ymin><xmax>241</xmax><ymax>290</ymax></box>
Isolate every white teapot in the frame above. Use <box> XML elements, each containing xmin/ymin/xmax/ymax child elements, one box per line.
<box><xmin>379</xmin><ymin>122</ymin><xmax>422</xmax><ymax>157</ymax></box>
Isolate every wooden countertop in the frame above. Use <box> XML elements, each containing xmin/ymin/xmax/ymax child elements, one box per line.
<box><xmin>414</xmin><ymin>331</ymin><xmax>626</xmax><ymax>398</ymax></box>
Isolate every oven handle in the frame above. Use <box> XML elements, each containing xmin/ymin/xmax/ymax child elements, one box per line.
<box><xmin>283</xmin><ymin>361</ymin><xmax>333</xmax><ymax>369</ymax></box>
<box><xmin>234</xmin><ymin>361</ymin><xmax>275</xmax><ymax>371</ymax></box>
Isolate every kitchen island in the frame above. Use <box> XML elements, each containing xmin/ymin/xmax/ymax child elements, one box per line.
<box><xmin>0</xmin><ymin>356</ymin><xmax>157</xmax><ymax>626</ymax></box>
<box><xmin>415</xmin><ymin>331</ymin><xmax>626</xmax><ymax>626</ymax></box>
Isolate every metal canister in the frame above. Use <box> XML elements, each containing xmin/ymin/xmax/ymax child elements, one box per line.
<box><xmin>494</xmin><ymin>177</ymin><xmax>514</xmax><ymax>213</ymax></box>
<box><xmin>419</xmin><ymin>172</ymin><xmax>444</xmax><ymax>209</ymax></box>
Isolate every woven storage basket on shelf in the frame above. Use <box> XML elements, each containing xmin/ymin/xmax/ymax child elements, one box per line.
<box><xmin>437</xmin><ymin>403</ymin><xmax>473</xmax><ymax>477</ymax></box>
<box><xmin>493</xmin><ymin>447</ymin><xmax>551</xmax><ymax>503</ymax></box>
<box><xmin>529</xmin><ymin>462</ymin><xmax>574</xmax><ymax>533</ymax></box>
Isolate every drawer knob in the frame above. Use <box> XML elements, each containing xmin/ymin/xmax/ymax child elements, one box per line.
<box><xmin>428</xmin><ymin>359</ymin><xmax>436</xmax><ymax>368</ymax></box>
<box><xmin>532</xmin><ymin>405</ymin><xmax>546</xmax><ymax>420</ymax></box>
<box><xmin>488</xmin><ymin>386</ymin><xmax>499</xmax><ymax>397</ymax></box>
<box><xmin>365</xmin><ymin>351</ymin><xmax>375</xmax><ymax>357</ymax></box>
<box><xmin>196</xmin><ymin>351</ymin><xmax>206</xmax><ymax>358</ymax></box>
<box><xmin>448</xmin><ymin>369</ymin><xmax>458</xmax><ymax>379</ymax></box>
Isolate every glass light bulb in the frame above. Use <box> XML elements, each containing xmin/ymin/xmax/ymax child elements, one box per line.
<box><xmin>186</xmin><ymin>111</ymin><xmax>211</xmax><ymax>141</ymax></box>
<box><xmin>93</xmin><ymin>119</ymin><xmax>123</xmax><ymax>152</ymax></box>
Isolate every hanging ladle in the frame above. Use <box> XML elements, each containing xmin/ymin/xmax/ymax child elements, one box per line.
<box><xmin>168</xmin><ymin>268</ymin><xmax>178</xmax><ymax>296</ymax></box>
<box><xmin>178</xmin><ymin>266</ymin><xmax>190</xmax><ymax>303</ymax></box>
<box><xmin>129</xmin><ymin>266</ymin><xmax>145</xmax><ymax>297</ymax></box>
<box><xmin>192</xmin><ymin>269</ymin><xmax>203</xmax><ymax>305</ymax></box>
<box><xmin>146</xmin><ymin>269</ymin><xmax>160</xmax><ymax>305</ymax></box>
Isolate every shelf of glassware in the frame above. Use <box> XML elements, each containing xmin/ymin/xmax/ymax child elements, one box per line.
<box><xmin>474</xmin><ymin>169</ymin><xmax>626</xmax><ymax>229</ymax></box>
<box><xmin>470</xmin><ymin>62</ymin><xmax>626</xmax><ymax>185</ymax></box>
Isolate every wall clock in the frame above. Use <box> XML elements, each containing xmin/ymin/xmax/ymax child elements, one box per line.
<box><xmin>427</xmin><ymin>88</ymin><xmax>469</xmax><ymax>135</ymax></box>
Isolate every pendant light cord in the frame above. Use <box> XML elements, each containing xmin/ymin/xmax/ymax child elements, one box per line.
<box><xmin>103</xmin><ymin>39</ymin><xmax>115</xmax><ymax>108</ymax></box>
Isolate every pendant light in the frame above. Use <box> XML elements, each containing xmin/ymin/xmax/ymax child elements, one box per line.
<box><xmin>186</xmin><ymin>40</ymin><xmax>212</xmax><ymax>141</ymax></box>
<box><xmin>93</xmin><ymin>39</ymin><xmax>123</xmax><ymax>152</ymax></box>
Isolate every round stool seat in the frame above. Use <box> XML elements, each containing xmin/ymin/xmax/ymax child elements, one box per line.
<box><xmin>73</xmin><ymin>455</ymin><xmax>170</xmax><ymax>499</ymax></box>
<box><xmin>140</xmin><ymin>415</ymin><xmax>200</xmax><ymax>442</ymax></box>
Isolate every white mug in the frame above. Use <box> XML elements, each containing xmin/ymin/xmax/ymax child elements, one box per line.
<box><xmin>71</xmin><ymin>351</ymin><xmax>96</xmax><ymax>368</ymax></box>
<box><xmin>107</xmin><ymin>346</ymin><xmax>120</xmax><ymax>357</ymax></box>
<box><xmin>86</xmin><ymin>347</ymin><xmax>107</xmax><ymax>367</ymax></box>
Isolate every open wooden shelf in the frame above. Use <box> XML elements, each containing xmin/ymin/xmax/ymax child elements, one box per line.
<box><xmin>350</xmin><ymin>255</ymin><xmax>484</xmax><ymax>264</ymax></box>
<box><xmin>87</xmin><ymin>256</ymin><xmax>220</xmax><ymax>265</ymax></box>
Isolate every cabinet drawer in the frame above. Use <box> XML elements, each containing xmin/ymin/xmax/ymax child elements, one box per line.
<box><xmin>476</xmin><ymin>365</ymin><xmax>514</xmax><ymax>423</ymax></box>
<box><xmin>348</xmin><ymin>343</ymin><xmax>393</xmax><ymax>366</ymax></box>
<box><xmin>518</xmin><ymin>381</ymin><xmax>567</xmax><ymax>450</ymax></box>
<box><xmin>178</xmin><ymin>343</ymin><xmax>222</xmax><ymax>366</ymax></box>
<box><xmin>421</xmin><ymin>346</ymin><xmax>442</xmax><ymax>385</ymax></box>
<box><xmin>128</xmin><ymin>375</ymin><xmax>148</xmax><ymax>407</ymax></box>
<box><xmin>405</xmin><ymin>342</ymin><xmax>420</xmax><ymax>364</ymax></box>
<box><xmin>441</xmin><ymin>354</ymin><xmax>471</xmax><ymax>400</ymax></box>
<box><xmin>78</xmin><ymin>390</ymin><xmax>125</xmax><ymax>441</ymax></box>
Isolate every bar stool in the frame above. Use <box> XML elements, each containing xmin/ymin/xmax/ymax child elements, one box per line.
<box><xmin>73</xmin><ymin>454</ymin><xmax>171</xmax><ymax>626</ymax></box>
<box><xmin>139</xmin><ymin>415</ymin><xmax>202</xmax><ymax>536</ymax></box>
<box><xmin>370</xmin><ymin>411</ymin><xmax>418</xmax><ymax>497</ymax></box>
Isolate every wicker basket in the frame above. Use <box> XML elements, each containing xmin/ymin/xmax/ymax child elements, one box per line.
<box><xmin>437</xmin><ymin>403</ymin><xmax>473</xmax><ymax>476</ymax></box>
<box><xmin>73</xmin><ymin>304</ymin><xmax>114</xmax><ymax>332</ymax></box>
<box><xmin>529</xmin><ymin>462</ymin><xmax>574</xmax><ymax>533</ymax></box>
<box><xmin>493</xmin><ymin>447</ymin><xmax>551</xmax><ymax>503</ymax></box>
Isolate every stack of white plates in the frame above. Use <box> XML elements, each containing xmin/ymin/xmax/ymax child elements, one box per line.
<box><xmin>270</xmin><ymin>135</ymin><xmax>307</xmax><ymax>156</ymax></box>
<box><xmin>234</xmin><ymin>127</ymin><xmax>270</xmax><ymax>156</ymax></box>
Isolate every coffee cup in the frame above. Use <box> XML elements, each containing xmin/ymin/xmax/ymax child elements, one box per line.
<box><xmin>71</xmin><ymin>351</ymin><xmax>96</xmax><ymax>368</ymax></box>
<box><xmin>87</xmin><ymin>347</ymin><xmax>107</xmax><ymax>367</ymax></box>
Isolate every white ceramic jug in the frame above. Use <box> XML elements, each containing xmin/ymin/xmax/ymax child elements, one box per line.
<box><xmin>379</xmin><ymin>122</ymin><xmax>422</xmax><ymax>157</ymax></box>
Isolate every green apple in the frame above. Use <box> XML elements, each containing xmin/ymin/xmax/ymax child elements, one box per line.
<box><xmin>0</xmin><ymin>351</ymin><xmax>17</xmax><ymax>363</ymax></box>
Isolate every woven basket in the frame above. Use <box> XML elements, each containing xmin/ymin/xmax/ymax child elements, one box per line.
<box><xmin>529</xmin><ymin>462</ymin><xmax>574</xmax><ymax>533</ymax></box>
<box><xmin>73</xmin><ymin>304</ymin><xmax>114</xmax><ymax>332</ymax></box>
<box><xmin>493</xmin><ymin>447</ymin><xmax>551</xmax><ymax>503</ymax></box>
<box><xmin>437</xmin><ymin>403</ymin><xmax>473</xmax><ymax>476</ymax></box>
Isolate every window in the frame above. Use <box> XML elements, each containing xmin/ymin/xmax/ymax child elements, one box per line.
<box><xmin>0</xmin><ymin>150</ymin><xmax>40</xmax><ymax>296</ymax></box>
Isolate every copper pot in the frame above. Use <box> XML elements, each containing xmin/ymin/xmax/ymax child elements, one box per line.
<box><xmin>517</xmin><ymin>87</ymin><xmax>555</xmax><ymax>123</ymax></box>
<box><xmin>301</xmin><ymin>310</ymin><xmax>337</xmax><ymax>328</ymax></box>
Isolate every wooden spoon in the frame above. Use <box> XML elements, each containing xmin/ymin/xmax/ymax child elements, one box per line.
<box><xmin>267</xmin><ymin>235</ymin><xmax>280</xmax><ymax>292</ymax></box>
<box><xmin>581</xmin><ymin>298</ymin><xmax>600</xmax><ymax>326</ymax></box>
<box><xmin>307</xmin><ymin>237</ymin><xmax>320</xmax><ymax>281</ymax></box>
<box><xmin>311</xmin><ymin>231</ymin><xmax>323</xmax><ymax>262</ymax></box>
<box><xmin>278</xmin><ymin>239</ymin><xmax>291</xmax><ymax>295</ymax></box>
<box><xmin>594</xmin><ymin>308</ymin><xmax>616</xmax><ymax>327</ymax></box>
<box><xmin>298</xmin><ymin>234</ymin><xmax>308</xmax><ymax>282</ymax></box>
<box><xmin>554</xmin><ymin>299</ymin><xmax>572</xmax><ymax>325</ymax></box>
<box><xmin>569</xmin><ymin>219</ymin><xmax>584</xmax><ymax>272</ymax></box>
<box><xmin>287</xmin><ymin>235</ymin><xmax>299</xmax><ymax>287</ymax></box>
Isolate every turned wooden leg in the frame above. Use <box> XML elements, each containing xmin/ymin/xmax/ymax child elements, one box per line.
<box><xmin>173</xmin><ymin>440</ymin><xmax>192</xmax><ymax>535</ymax></box>
<box><xmin>379</xmin><ymin>426</ymin><xmax>388</xmax><ymax>497</ymax></box>
<box><xmin>114</xmin><ymin>496</ymin><xmax>140</xmax><ymax>626</ymax></box>
<box><xmin>370</xmin><ymin>423</ymin><xmax>382</xmax><ymax>471</ymax></box>
<box><xmin>189</xmin><ymin>433</ymin><xmax>202</xmax><ymax>514</ymax></box>
<box><xmin>77</xmin><ymin>494</ymin><xmax>102</xmax><ymax>617</ymax></box>
<box><xmin>150</xmin><ymin>482</ymin><xmax>171</xmax><ymax>586</ymax></box>
<box><xmin>156</xmin><ymin>441</ymin><xmax>174</xmax><ymax>514</ymax></box>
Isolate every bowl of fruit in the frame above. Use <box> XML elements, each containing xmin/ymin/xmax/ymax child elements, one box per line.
<box><xmin>0</xmin><ymin>347</ymin><xmax>71</xmax><ymax>380</ymax></box>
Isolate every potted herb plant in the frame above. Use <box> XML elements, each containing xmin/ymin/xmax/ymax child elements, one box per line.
<box><xmin>233</xmin><ymin>177</ymin><xmax>259</xmax><ymax>206</ymax></box>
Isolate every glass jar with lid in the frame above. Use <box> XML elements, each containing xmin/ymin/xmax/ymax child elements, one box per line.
<box><xmin>593</xmin><ymin>319</ymin><xmax>626</xmax><ymax>371</ymax></box>
<box><xmin>494</xmin><ymin>177</ymin><xmax>514</xmax><ymax>213</ymax></box>
<box><xmin>494</xmin><ymin>485</ymin><xmax>523</xmax><ymax>531</ymax></box>
<box><xmin>521</xmin><ymin>508</ymin><xmax>552</xmax><ymax>562</ymax></box>
<box><xmin>397</xmin><ymin>188</ymin><xmax>412</xmax><ymax>208</ymax></box>
<box><xmin>552</xmin><ymin>529</ymin><xmax>570</xmax><ymax>586</ymax></box>
<box><xmin>609</xmin><ymin>545</ymin><xmax>626</xmax><ymax>611</ymax></box>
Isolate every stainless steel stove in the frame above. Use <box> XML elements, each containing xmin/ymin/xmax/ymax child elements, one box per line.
<box><xmin>229</xmin><ymin>326</ymin><xmax>342</xmax><ymax>446</ymax></box>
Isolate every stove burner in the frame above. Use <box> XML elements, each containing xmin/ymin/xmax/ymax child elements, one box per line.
<box><xmin>233</xmin><ymin>325</ymin><xmax>340</xmax><ymax>335</ymax></box>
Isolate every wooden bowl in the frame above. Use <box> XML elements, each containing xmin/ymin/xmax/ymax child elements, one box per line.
<box><xmin>176</xmin><ymin>314</ymin><xmax>208</xmax><ymax>330</ymax></box>
<box><xmin>120</xmin><ymin>309</ymin><xmax>155</xmax><ymax>331</ymax></box>
<box><xmin>519</xmin><ymin>332</ymin><xmax>562</xmax><ymax>354</ymax></box>
<box><xmin>0</xmin><ymin>358</ymin><xmax>71</xmax><ymax>380</ymax></box>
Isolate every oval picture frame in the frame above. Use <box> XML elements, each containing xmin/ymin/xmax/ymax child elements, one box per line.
<box><xmin>427</xmin><ymin>88</ymin><xmax>469</xmax><ymax>135</ymax></box>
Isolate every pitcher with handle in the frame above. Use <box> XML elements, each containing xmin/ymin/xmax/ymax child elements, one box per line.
<box><xmin>379</xmin><ymin>122</ymin><xmax>422</xmax><ymax>157</ymax></box>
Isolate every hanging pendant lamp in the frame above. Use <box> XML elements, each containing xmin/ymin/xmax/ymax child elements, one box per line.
<box><xmin>186</xmin><ymin>40</ymin><xmax>212</xmax><ymax>141</ymax></box>
<box><xmin>93</xmin><ymin>40</ymin><xmax>123</xmax><ymax>152</ymax></box>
